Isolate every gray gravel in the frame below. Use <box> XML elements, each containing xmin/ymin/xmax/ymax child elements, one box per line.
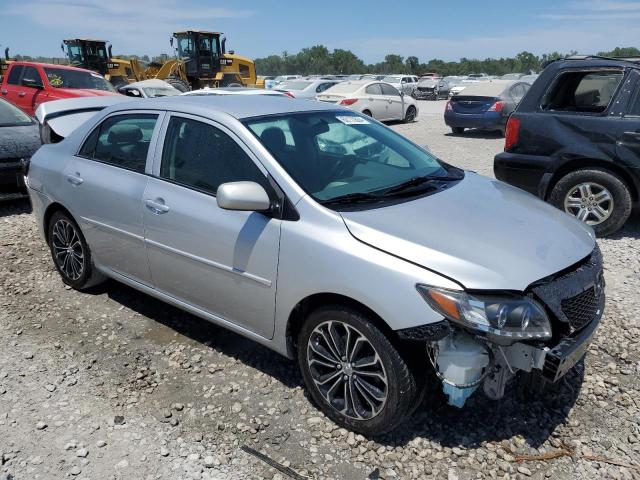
<box><xmin>0</xmin><ymin>100</ymin><xmax>639</xmax><ymax>479</ymax></box>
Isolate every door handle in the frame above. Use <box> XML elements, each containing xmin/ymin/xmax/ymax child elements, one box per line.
<box><xmin>18</xmin><ymin>91</ymin><xmax>26</xmax><ymax>97</ymax></box>
<box><xmin>66</xmin><ymin>173</ymin><xmax>84</xmax><ymax>186</ymax></box>
<box><xmin>145</xmin><ymin>198</ymin><xmax>170</xmax><ymax>214</ymax></box>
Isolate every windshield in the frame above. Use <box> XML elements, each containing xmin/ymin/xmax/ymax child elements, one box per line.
<box><xmin>244</xmin><ymin>111</ymin><xmax>454</xmax><ymax>205</ymax></box>
<box><xmin>382</xmin><ymin>76</ymin><xmax>401</xmax><ymax>83</ymax></box>
<box><xmin>142</xmin><ymin>87</ymin><xmax>180</xmax><ymax>97</ymax></box>
<box><xmin>0</xmin><ymin>99</ymin><xmax>32</xmax><ymax>126</ymax></box>
<box><xmin>44</xmin><ymin>68</ymin><xmax>116</xmax><ymax>92</ymax></box>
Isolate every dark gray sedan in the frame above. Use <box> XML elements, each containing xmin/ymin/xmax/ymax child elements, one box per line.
<box><xmin>0</xmin><ymin>98</ymin><xmax>40</xmax><ymax>200</ymax></box>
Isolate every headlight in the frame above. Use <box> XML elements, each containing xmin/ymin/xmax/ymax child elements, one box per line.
<box><xmin>416</xmin><ymin>285</ymin><xmax>551</xmax><ymax>340</ymax></box>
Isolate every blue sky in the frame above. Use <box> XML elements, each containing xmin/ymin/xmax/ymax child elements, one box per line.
<box><xmin>3</xmin><ymin>0</ymin><xmax>640</xmax><ymax>62</ymax></box>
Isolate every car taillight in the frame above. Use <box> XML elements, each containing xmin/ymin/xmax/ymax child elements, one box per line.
<box><xmin>488</xmin><ymin>100</ymin><xmax>506</xmax><ymax>112</ymax></box>
<box><xmin>283</xmin><ymin>91</ymin><xmax>295</xmax><ymax>98</ymax></box>
<box><xmin>504</xmin><ymin>117</ymin><xmax>520</xmax><ymax>151</ymax></box>
<box><xmin>445</xmin><ymin>100</ymin><xmax>452</xmax><ymax>111</ymax></box>
<box><xmin>339</xmin><ymin>98</ymin><xmax>358</xmax><ymax>106</ymax></box>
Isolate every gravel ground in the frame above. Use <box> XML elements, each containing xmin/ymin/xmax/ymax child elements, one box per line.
<box><xmin>1</xmin><ymin>100</ymin><xmax>639</xmax><ymax>480</ymax></box>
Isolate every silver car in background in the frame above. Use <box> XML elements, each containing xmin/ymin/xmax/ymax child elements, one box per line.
<box><xmin>27</xmin><ymin>96</ymin><xmax>603</xmax><ymax>435</ymax></box>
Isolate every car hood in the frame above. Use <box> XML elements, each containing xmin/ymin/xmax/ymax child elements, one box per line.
<box><xmin>0</xmin><ymin>124</ymin><xmax>40</xmax><ymax>159</ymax></box>
<box><xmin>340</xmin><ymin>173</ymin><xmax>595</xmax><ymax>291</ymax></box>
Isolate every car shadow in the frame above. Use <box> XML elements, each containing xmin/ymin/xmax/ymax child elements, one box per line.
<box><xmin>374</xmin><ymin>364</ymin><xmax>583</xmax><ymax>450</ymax></box>
<box><xmin>88</xmin><ymin>280</ymin><xmax>302</xmax><ymax>389</ymax></box>
<box><xmin>605</xmin><ymin>214</ymin><xmax>640</xmax><ymax>241</ymax></box>
<box><xmin>445</xmin><ymin>130</ymin><xmax>504</xmax><ymax>139</ymax></box>
<box><xmin>0</xmin><ymin>198</ymin><xmax>32</xmax><ymax>218</ymax></box>
<box><xmin>85</xmin><ymin>279</ymin><xmax>581</xmax><ymax>451</ymax></box>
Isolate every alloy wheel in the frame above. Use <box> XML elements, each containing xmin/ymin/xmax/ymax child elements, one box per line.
<box><xmin>564</xmin><ymin>182</ymin><xmax>614</xmax><ymax>226</ymax></box>
<box><xmin>51</xmin><ymin>219</ymin><xmax>85</xmax><ymax>281</ymax></box>
<box><xmin>307</xmin><ymin>320</ymin><xmax>388</xmax><ymax>420</ymax></box>
<box><xmin>406</xmin><ymin>107</ymin><xmax>416</xmax><ymax>122</ymax></box>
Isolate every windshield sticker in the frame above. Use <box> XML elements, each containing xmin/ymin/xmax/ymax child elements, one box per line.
<box><xmin>336</xmin><ymin>116</ymin><xmax>370</xmax><ymax>125</ymax></box>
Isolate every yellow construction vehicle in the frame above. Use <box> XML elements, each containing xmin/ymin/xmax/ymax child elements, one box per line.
<box><xmin>0</xmin><ymin>47</ymin><xmax>13</xmax><ymax>81</ymax></box>
<box><xmin>155</xmin><ymin>30</ymin><xmax>263</xmax><ymax>91</ymax></box>
<box><xmin>62</xmin><ymin>33</ymin><xmax>261</xmax><ymax>92</ymax></box>
<box><xmin>62</xmin><ymin>38</ymin><xmax>144</xmax><ymax>88</ymax></box>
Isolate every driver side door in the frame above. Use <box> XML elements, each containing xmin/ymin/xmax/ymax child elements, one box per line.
<box><xmin>143</xmin><ymin>113</ymin><xmax>282</xmax><ymax>338</ymax></box>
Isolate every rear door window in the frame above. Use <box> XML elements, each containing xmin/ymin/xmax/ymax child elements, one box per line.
<box><xmin>365</xmin><ymin>84</ymin><xmax>383</xmax><ymax>95</ymax></box>
<box><xmin>380</xmin><ymin>83</ymin><xmax>400</xmax><ymax>96</ymax></box>
<box><xmin>7</xmin><ymin>65</ymin><xmax>23</xmax><ymax>85</ymax></box>
<box><xmin>84</xmin><ymin>114</ymin><xmax>158</xmax><ymax>173</ymax></box>
<box><xmin>541</xmin><ymin>70</ymin><xmax>623</xmax><ymax>113</ymax></box>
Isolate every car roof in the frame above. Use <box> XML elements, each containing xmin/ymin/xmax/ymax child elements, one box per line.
<box><xmin>110</xmin><ymin>95</ymin><xmax>342</xmax><ymax>120</ymax></box>
<box><xmin>123</xmin><ymin>79</ymin><xmax>177</xmax><ymax>90</ymax></box>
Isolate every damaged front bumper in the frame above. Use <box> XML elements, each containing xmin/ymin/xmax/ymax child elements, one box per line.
<box><xmin>424</xmin><ymin>247</ymin><xmax>604</xmax><ymax>407</ymax></box>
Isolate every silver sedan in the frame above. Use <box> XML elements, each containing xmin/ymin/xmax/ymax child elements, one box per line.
<box><xmin>27</xmin><ymin>96</ymin><xmax>602</xmax><ymax>435</ymax></box>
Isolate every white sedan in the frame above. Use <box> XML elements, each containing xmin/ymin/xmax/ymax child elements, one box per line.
<box><xmin>316</xmin><ymin>81</ymin><xmax>418</xmax><ymax>122</ymax></box>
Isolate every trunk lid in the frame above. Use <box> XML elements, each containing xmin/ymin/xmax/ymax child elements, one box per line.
<box><xmin>450</xmin><ymin>95</ymin><xmax>497</xmax><ymax>114</ymax></box>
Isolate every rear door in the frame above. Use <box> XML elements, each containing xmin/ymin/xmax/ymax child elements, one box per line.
<box><xmin>62</xmin><ymin>111</ymin><xmax>163</xmax><ymax>284</ymax></box>
<box><xmin>615</xmin><ymin>69</ymin><xmax>640</xmax><ymax>175</ymax></box>
<box><xmin>380</xmin><ymin>83</ymin><xmax>403</xmax><ymax>120</ymax></box>
<box><xmin>1</xmin><ymin>65</ymin><xmax>24</xmax><ymax>111</ymax></box>
<box><xmin>363</xmin><ymin>83</ymin><xmax>386</xmax><ymax>118</ymax></box>
<box><xmin>142</xmin><ymin>113</ymin><xmax>281</xmax><ymax>338</ymax></box>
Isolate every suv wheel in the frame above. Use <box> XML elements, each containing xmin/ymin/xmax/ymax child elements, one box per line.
<box><xmin>451</xmin><ymin>127</ymin><xmax>464</xmax><ymax>134</ymax></box>
<box><xmin>298</xmin><ymin>305</ymin><xmax>420</xmax><ymax>436</ymax></box>
<box><xmin>549</xmin><ymin>168</ymin><xmax>632</xmax><ymax>236</ymax></box>
<box><xmin>48</xmin><ymin>211</ymin><xmax>105</xmax><ymax>290</ymax></box>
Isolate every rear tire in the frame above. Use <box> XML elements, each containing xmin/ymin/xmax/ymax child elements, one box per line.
<box><xmin>362</xmin><ymin>109</ymin><xmax>373</xmax><ymax>117</ymax></box>
<box><xmin>451</xmin><ymin>127</ymin><xmax>464</xmax><ymax>134</ymax></box>
<box><xmin>165</xmin><ymin>77</ymin><xmax>191</xmax><ymax>92</ymax></box>
<box><xmin>298</xmin><ymin>305</ymin><xmax>421</xmax><ymax>436</ymax></box>
<box><xmin>403</xmin><ymin>105</ymin><xmax>417</xmax><ymax>123</ymax></box>
<box><xmin>548</xmin><ymin>168</ymin><xmax>632</xmax><ymax>237</ymax></box>
<box><xmin>47</xmin><ymin>211</ymin><xmax>105</xmax><ymax>290</ymax></box>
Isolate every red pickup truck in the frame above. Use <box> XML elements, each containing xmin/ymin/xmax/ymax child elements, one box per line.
<box><xmin>0</xmin><ymin>61</ymin><xmax>119</xmax><ymax>116</ymax></box>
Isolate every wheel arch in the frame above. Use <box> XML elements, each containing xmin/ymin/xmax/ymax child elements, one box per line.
<box><xmin>285</xmin><ymin>292</ymin><xmax>394</xmax><ymax>359</ymax></box>
<box><xmin>42</xmin><ymin>202</ymin><xmax>76</xmax><ymax>245</ymax></box>
<box><xmin>546</xmin><ymin>158</ymin><xmax>639</xmax><ymax>202</ymax></box>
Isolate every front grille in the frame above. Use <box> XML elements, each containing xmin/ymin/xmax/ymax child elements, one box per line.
<box><xmin>531</xmin><ymin>246</ymin><xmax>605</xmax><ymax>333</ymax></box>
<box><xmin>561</xmin><ymin>287</ymin><xmax>600</xmax><ymax>331</ymax></box>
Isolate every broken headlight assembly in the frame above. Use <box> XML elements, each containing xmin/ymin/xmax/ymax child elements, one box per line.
<box><xmin>416</xmin><ymin>285</ymin><xmax>551</xmax><ymax>340</ymax></box>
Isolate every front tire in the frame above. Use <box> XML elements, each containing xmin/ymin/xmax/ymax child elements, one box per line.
<box><xmin>298</xmin><ymin>305</ymin><xmax>421</xmax><ymax>436</ymax></box>
<box><xmin>451</xmin><ymin>127</ymin><xmax>464</xmax><ymax>134</ymax></box>
<box><xmin>548</xmin><ymin>168</ymin><xmax>632</xmax><ymax>237</ymax></box>
<box><xmin>48</xmin><ymin>211</ymin><xmax>105</xmax><ymax>290</ymax></box>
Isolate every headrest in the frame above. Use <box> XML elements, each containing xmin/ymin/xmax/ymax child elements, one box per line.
<box><xmin>108</xmin><ymin>124</ymin><xmax>143</xmax><ymax>144</ymax></box>
<box><xmin>260</xmin><ymin>127</ymin><xmax>286</xmax><ymax>152</ymax></box>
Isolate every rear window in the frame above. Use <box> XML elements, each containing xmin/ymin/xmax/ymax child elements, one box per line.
<box><xmin>44</xmin><ymin>68</ymin><xmax>116</xmax><ymax>92</ymax></box>
<box><xmin>542</xmin><ymin>70</ymin><xmax>623</xmax><ymax>113</ymax></box>
<box><xmin>322</xmin><ymin>82</ymin><xmax>361</xmax><ymax>94</ymax></box>
<box><xmin>279</xmin><ymin>81</ymin><xmax>311</xmax><ymax>91</ymax></box>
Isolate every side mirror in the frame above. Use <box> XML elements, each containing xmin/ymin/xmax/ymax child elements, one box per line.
<box><xmin>217</xmin><ymin>181</ymin><xmax>271</xmax><ymax>212</ymax></box>
<box><xmin>22</xmin><ymin>77</ymin><xmax>43</xmax><ymax>89</ymax></box>
<box><xmin>170</xmin><ymin>37</ymin><xmax>174</xmax><ymax>47</ymax></box>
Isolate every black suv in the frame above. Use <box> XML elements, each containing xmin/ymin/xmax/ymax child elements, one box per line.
<box><xmin>494</xmin><ymin>57</ymin><xmax>640</xmax><ymax>236</ymax></box>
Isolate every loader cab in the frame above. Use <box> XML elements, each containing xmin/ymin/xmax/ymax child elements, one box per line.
<box><xmin>173</xmin><ymin>30</ymin><xmax>222</xmax><ymax>80</ymax></box>
<box><xmin>63</xmin><ymin>39</ymin><xmax>109</xmax><ymax>76</ymax></box>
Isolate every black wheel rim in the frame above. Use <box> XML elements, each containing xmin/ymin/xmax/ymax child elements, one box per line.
<box><xmin>406</xmin><ymin>107</ymin><xmax>416</xmax><ymax>122</ymax></box>
<box><xmin>307</xmin><ymin>320</ymin><xmax>388</xmax><ymax>420</ymax></box>
<box><xmin>52</xmin><ymin>219</ymin><xmax>84</xmax><ymax>281</ymax></box>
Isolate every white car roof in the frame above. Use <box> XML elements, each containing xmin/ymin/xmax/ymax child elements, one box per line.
<box><xmin>182</xmin><ymin>87</ymin><xmax>286</xmax><ymax>96</ymax></box>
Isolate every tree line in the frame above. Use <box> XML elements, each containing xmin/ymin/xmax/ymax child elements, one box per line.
<box><xmin>255</xmin><ymin>46</ymin><xmax>640</xmax><ymax>77</ymax></box>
